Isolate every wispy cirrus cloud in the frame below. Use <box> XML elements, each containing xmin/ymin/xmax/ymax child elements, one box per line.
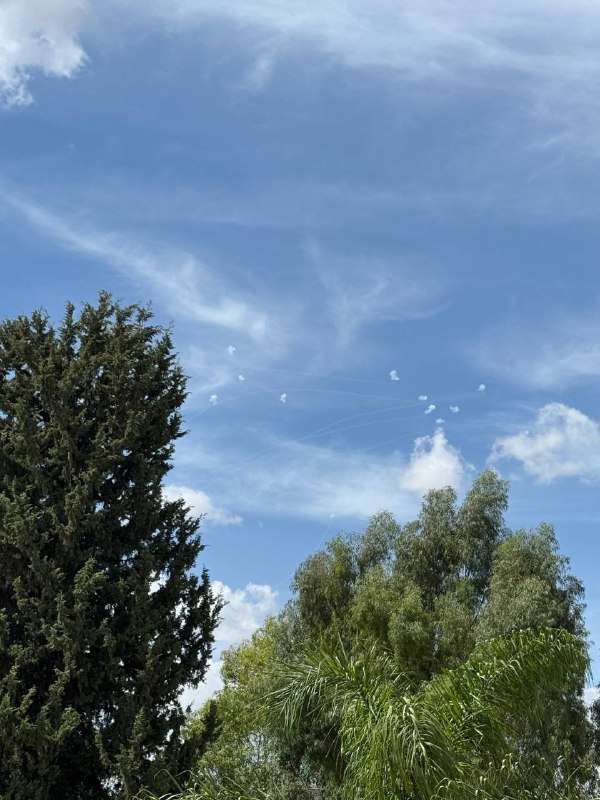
<box><xmin>305</xmin><ymin>239</ymin><xmax>446</xmax><ymax>346</ymax></box>
<box><xmin>0</xmin><ymin>188</ymin><xmax>270</xmax><ymax>340</ymax></box>
<box><xmin>468</xmin><ymin>310</ymin><xmax>600</xmax><ymax>390</ymax></box>
<box><xmin>7</xmin><ymin>0</ymin><xmax>600</xmax><ymax>166</ymax></box>
<box><xmin>140</xmin><ymin>0</ymin><xmax>599</xmax><ymax>85</ymax></box>
<box><xmin>0</xmin><ymin>185</ymin><xmax>291</xmax><ymax>395</ymax></box>
<box><xmin>9</xmin><ymin>0</ymin><xmax>600</xmax><ymax>161</ymax></box>
<box><xmin>132</xmin><ymin>0</ymin><xmax>600</xmax><ymax>155</ymax></box>
<box><xmin>0</xmin><ymin>185</ymin><xmax>448</xmax><ymax>400</ymax></box>
<box><xmin>490</xmin><ymin>403</ymin><xmax>600</xmax><ymax>483</ymax></box>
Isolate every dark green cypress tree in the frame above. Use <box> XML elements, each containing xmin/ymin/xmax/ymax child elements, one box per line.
<box><xmin>0</xmin><ymin>293</ymin><xmax>222</xmax><ymax>799</ymax></box>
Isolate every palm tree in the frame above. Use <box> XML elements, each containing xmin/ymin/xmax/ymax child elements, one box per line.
<box><xmin>269</xmin><ymin>628</ymin><xmax>590</xmax><ymax>800</ymax></box>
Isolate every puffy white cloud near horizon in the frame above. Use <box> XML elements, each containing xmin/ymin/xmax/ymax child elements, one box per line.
<box><xmin>212</xmin><ymin>580</ymin><xmax>279</xmax><ymax>644</ymax></box>
<box><xmin>176</xmin><ymin>426</ymin><xmax>468</xmax><ymax>709</ymax></box>
<box><xmin>402</xmin><ymin>428</ymin><xmax>469</xmax><ymax>494</ymax></box>
<box><xmin>490</xmin><ymin>403</ymin><xmax>600</xmax><ymax>483</ymax></box>
<box><xmin>181</xmin><ymin>580</ymin><xmax>279</xmax><ymax>709</ymax></box>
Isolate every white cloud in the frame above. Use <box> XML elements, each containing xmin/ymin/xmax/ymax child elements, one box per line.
<box><xmin>238</xmin><ymin>374</ymin><xmax>246</xmax><ymax>382</ymax></box>
<box><xmin>7</xmin><ymin>0</ymin><xmax>600</xmax><ymax>158</ymax></box>
<box><xmin>306</xmin><ymin>243</ymin><xmax>445</xmax><ymax>346</ymax></box>
<box><xmin>435</xmin><ymin>418</ymin><xmax>445</xmax><ymax>424</ymax></box>
<box><xmin>212</xmin><ymin>580</ymin><xmax>279</xmax><ymax>644</ymax></box>
<box><xmin>227</xmin><ymin>345</ymin><xmax>236</xmax><ymax>356</ymax></box>
<box><xmin>389</xmin><ymin>369</ymin><xmax>400</xmax><ymax>381</ymax></box>
<box><xmin>425</xmin><ymin>403</ymin><xmax>436</xmax><ymax>414</ymax></box>
<box><xmin>138</xmin><ymin>0</ymin><xmax>596</xmax><ymax>83</ymax></box>
<box><xmin>209</xmin><ymin>394</ymin><xmax>218</xmax><ymax>405</ymax></box>
<box><xmin>402</xmin><ymin>428</ymin><xmax>469</xmax><ymax>495</ymax></box>
<box><xmin>449</xmin><ymin>405</ymin><xmax>460</xmax><ymax>413</ymax></box>
<box><xmin>490</xmin><ymin>403</ymin><xmax>600</xmax><ymax>483</ymax></box>
<box><xmin>239</xmin><ymin>50</ymin><xmax>277</xmax><ymax>92</ymax></box>
<box><xmin>418</xmin><ymin>394</ymin><xmax>428</xmax><ymax>401</ymax></box>
<box><xmin>478</xmin><ymin>384</ymin><xmax>486</xmax><ymax>392</ymax></box>
<box><xmin>0</xmin><ymin>0</ymin><xmax>87</xmax><ymax>107</ymax></box>
<box><xmin>163</xmin><ymin>484</ymin><xmax>243</xmax><ymax>526</ymax></box>
<box><xmin>181</xmin><ymin>659</ymin><xmax>224</xmax><ymax>710</ymax></box>
<box><xmin>279</xmin><ymin>392</ymin><xmax>287</xmax><ymax>403</ymax></box>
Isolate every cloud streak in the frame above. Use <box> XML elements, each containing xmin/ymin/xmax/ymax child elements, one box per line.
<box><xmin>141</xmin><ymin>0</ymin><xmax>600</xmax><ymax>84</ymax></box>
<box><xmin>308</xmin><ymin>244</ymin><xmax>446</xmax><ymax>346</ymax></box>
<box><xmin>0</xmin><ymin>188</ymin><xmax>270</xmax><ymax>339</ymax></box>
<box><xmin>131</xmin><ymin>0</ymin><xmax>600</xmax><ymax>155</ymax></box>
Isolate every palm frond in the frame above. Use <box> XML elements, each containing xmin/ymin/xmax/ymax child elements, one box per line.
<box><xmin>268</xmin><ymin>628</ymin><xmax>589</xmax><ymax>800</ymax></box>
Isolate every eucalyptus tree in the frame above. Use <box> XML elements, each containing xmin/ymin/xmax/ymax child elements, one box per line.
<box><xmin>284</xmin><ymin>472</ymin><xmax>590</xmax><ymax>785</ymax></box>
<box><xmin>184</xmin><ymin>472</ymin><xmax>593</xmax><ymax>797</ymax></box>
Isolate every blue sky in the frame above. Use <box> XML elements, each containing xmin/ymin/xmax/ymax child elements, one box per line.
<box><xmin>2</xmin><ymin>0</ymin><xmax>600</xmax><ymax>702</ymax></box>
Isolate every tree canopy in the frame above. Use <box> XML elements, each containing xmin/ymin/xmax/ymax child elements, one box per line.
<box><xmin>0</xmin><ymin>294</ymin><xmax>222</xmax><ymax>799</ymax></box>
<box><xmin>187</xmin><ymin>471</ymin><xmax>594</xmax><ymax>798</ymax></box>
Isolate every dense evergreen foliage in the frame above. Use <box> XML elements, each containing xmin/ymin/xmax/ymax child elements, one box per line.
<box><xmin>0</xmin><ymin>295</ymin><xmax>221</xmax><ymax>799</ymax></box>
<box><xmin>187</xmin><ymin>471</ymin><xmax>595</xmax><ymax>799</ymax></box>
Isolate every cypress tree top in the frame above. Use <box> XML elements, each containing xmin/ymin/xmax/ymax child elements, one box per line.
<box><xmin>0</xmin><ymin>293</ymin><xmax>222</xmax><ymax>799</ymax></box>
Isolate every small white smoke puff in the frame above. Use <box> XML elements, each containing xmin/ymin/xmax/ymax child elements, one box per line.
<box><xmin>478</xmin><ymin>384</ymin><xmax>486</xmax><ymax>392</ymax></box>
<box><xmin>279</xmin><ymin>393</ymin><xmax>288</xmax><ymax>403</ymax></box>
<box><xmin>389</xmin><ymin>369</ymin><xmax>400</xmax><ymax>381</ymax></box>
<box><xmin>425</xmin><ymin>404</ymin><xmax>436</xmax><ymax>414</ymax></box>
<box><xmin>418</xmin><ymin>394</ymin><xmax>428</xmax><ymax>401</ymax></box>
<box><xmin>449</xmin><ymin>405</ymin><xmax>460</xmax><ymax>413</ymax></box>
<box><xmin>238</xmin><ymin>374</ymin><xmax>246</xmax><ymax>382</ymax></box>
<box><xmin>227</xmin><ymin>345</ymin><xmax>236</xmax><ymax>356</ymax></box>
<box><xmin>209</xmin><ymin>394</ymin><xmax>218</xmax><ymax>405</ymax></box>
<box><xmin>436</xmin><ymin>418</ymin><xmax>445</xmax><ymax>424</ymax></box>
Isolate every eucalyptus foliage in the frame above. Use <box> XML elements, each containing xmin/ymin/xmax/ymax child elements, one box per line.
<box><xmin>185</xmin><ymin>471</ymin><xmax>593</xmax><ymax>797</ymax></box>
